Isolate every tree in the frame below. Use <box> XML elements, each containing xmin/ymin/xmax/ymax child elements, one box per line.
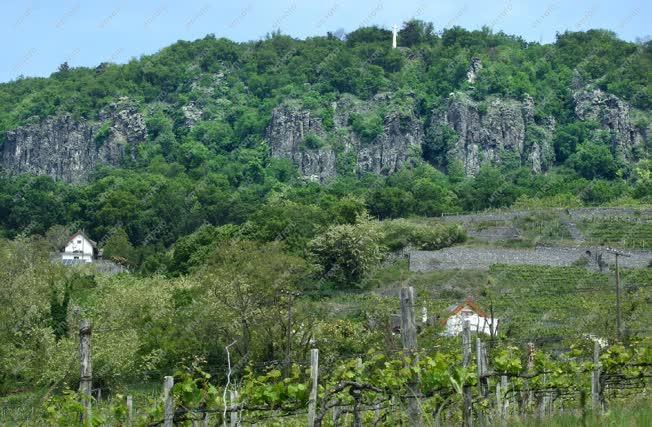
<box><xmin>567</xmin><ymin>141</ymin><xmax>617</xmax><ymax>179</ymax></box>
<box><xmin>367</xmin><ymin>186</ymin><xmax>415</xmax><ymax>219</ymax></box>
<box><xmin>399</xmin><ymin>20</ymin><xmax>434</xmax><ymax>47</ymax></box>
<box><xmin>423</xmin><ymin>123</ymin><xmax>459</xmax><ymax>169</ymax></box>
<box><xmin>102</xmin><ymin>227</ymin><xmax>136</xmax><ymax>264</ymax></box>
<box><xmin>199</xmin><ymin>240</ymin><xmax>315</xmax><ymax>361</ymax></box>
<box><xmin>307</xmin><ymin>216</ymin><xmax>385</xmax><ymax>287</ymax></box>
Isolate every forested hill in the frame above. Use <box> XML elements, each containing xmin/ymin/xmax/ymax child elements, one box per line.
<box><xmin>0</xmin><ymin>23</ymin><xmax>651</xmax><ymax>271</ymax></box>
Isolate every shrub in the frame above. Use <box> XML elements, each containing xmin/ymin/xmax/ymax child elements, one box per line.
<box><xmin>302</xmin><ymin>133</ymin><xmax>323</xmax><ymax>150</ymax></box>
<box><xmin>348</xmin><ymin>112</ymin><xmax>384</xmax><ymax>143</ymax></box>
<box><xmin>308</xmin><ymin>216</ymin><xmax>385</xmax><ymax>287</ymax></box>
<box><xmin>381</xmin><ymin>219</ymin><xmax>466</xmax><ymax>251</ymax></box>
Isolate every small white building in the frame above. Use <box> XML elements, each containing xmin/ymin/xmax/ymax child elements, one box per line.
<box><xmin>442</xmin><ymin>298</ymin><xmax>499</xmax><ymax>337</ymax></box>
<box><xmin>62</xmin><ymin>231</ymin><xmax>98</xmax><ymax>264</ymax></box>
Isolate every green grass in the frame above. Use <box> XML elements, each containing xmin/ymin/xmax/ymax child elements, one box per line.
<box><xmin>510</xmin><ymin>399</ymin><xmax>652</xmax><ymax>426</ymax></box>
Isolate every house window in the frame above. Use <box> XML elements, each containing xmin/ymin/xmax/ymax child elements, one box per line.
<box><xmin>77</xmin><ymin>240</ymin><xmax>82</xmax><ymax>243</ymax></box>
<box><xmin>74</xmin><ymin>256</ymin><xmax>79</xmax><ymax>259</ymax></box>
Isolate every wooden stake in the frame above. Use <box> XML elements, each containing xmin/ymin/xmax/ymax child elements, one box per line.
<box><xmin>308</xmin><ymin>348</ymin><xmax>319</xmax><ymax>427</ymax></box>
<box><xmin>230</xmin><ymin>390</ymin><xmax>239</xmax><ymax>427</ymax></box>
<box><xmin>500</xmin><ymin>375</ymin><xmax>509</xmax><ymax>425</ymax></box>
<box><xmin>476</xmin><ymin>338</ymin><xmax>489</xmax><ymax>427</ymax></box>
<box><xmin>126</xmin><ymin>395</ymin><xmax>133</xmax><ymax>427</ymax></box>
<box><xmin>400</xmin><ymin>286</ymin><xmax>422</xmax><ymax>426</ymax></box>
<box><xmin>79</xmin><ymin>320</ymin><xmax>92</xmax><ymax>425</ymax></box>
<box><xmin>163</xmin><ymin>376</ymin><xmax>174</xmax><ymax>427</ymax></box>
<box><xmin>591</xmin><ymin>341</ymin><xmax>602</xmax><ymax>415</ymax></box>
<box><xmin>462</xmin><ymin>320</ymin><xmax>473</xmax><ymax>427</ymax></box>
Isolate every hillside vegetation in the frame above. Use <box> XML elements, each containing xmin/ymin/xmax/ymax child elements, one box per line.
<box><xmin>0</xmin><ymin>22</ymin><xmax>651</xmax><ymax>425</ymax></box>
<box><xmin>0</xmin><ymin>24</ymin><xmax>651</xmax><ymax>273</ymax></box>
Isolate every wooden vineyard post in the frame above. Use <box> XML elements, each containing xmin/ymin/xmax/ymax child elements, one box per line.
<box><xmin>126</xmin><ymin>395</ymin><xmax>133</xmax><ymax>427</ymax></box>
<box><xmin>79</xmin><ymin>320</ymin><xmax>92</xmax><ymax>425</ymax></box>
<box><xmin>308</xmin><ymin>348</ymin><xmax>319</xmax><ymax>427</ymax></box>
<box><xmin>500</xmin><ymin>376</ymin><xmax>509</xmax><ymax>426</ymax></box>
<box><xmin>521</xmin><ymin>342</ymin><xmax>535</xmax><ymax>416</ymax></box>
<box><xmin>591</xmin><ymin>341</ymin><xmax>602</xmax><ymax>415</ymax></box>
<box><xmin>400</xmin><ymin>286</ymin><xmax>422</xmax><ymax>426</ymax></box>
<box><xmin>495</xmin><ymin>380</ymin><xmax>502</xmax><ymax>427</ymax></box>
<box><xmin>230</xmin><ymin>390</ymin><xmax>239</xmax><ymax>427</ymax></box>
<box><xmin>476</xmin><ymin>338</ymin><xmax>489</xmax><ymax>427</ymax></box>
<box><xmin>163</xmin><ymin>376</ymin><xmax>174</xmax><ymax>427</ymax></box>
<box><xmin>462</xmin><ymin>320</ymin><xmax>473</xmax><ymax>427</ymax></box>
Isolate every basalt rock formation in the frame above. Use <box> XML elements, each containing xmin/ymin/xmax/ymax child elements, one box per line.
<box><xmin>431</xmin><ymin>92</ymin><xmax>555</xmax><ymax>175</ymax></box>
<box><xmin>1</xmin><ymin>98</ymin><xmax>146</xmax><ymax>184</ymax></box>
<box><xmin>266</xmin><ymin>94</ymin><xmax>423</xmax><ymax>182</ymax></box>
<box><xmin>572</xmin><ymin>87</ymin><xmax>646</xmax><ymax>160</ymax></box>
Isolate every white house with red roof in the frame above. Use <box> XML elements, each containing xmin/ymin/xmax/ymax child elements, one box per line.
<box><xmin>442</xmin><ymin>298</ymin><xmax>498</xmax><ymax>337</ymax></box>
<box><xmin>62</xmin><ymin>231</ymin><xmax>98</xmax><ymax>264</ymax></box>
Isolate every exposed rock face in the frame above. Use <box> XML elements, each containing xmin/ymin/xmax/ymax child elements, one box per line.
<box><xmin>181</xmin><ymin>102</ymin><xmax>203</xmax><ymax>128</ymax></box>
<box><xmin>435</xmin><ymin>93</ymin><xmax>554</xmax><ymax>175</ymax></box>
<box><xmin>573</xmin><ymin>88</ymin><xmax>645</xmax><ymax>160</ymax></box>
<box><xmin>266</xmin><ymin>105</ymin><xmax>336</xmax><ymax>182</ymax></box>
<box><xmin>356</xmin><ymin>111</ymin><xmax>423</xmax><ymax>175</ymax></box>
<box><xmin>466</xmin><ymin>57</ymin><xmax>482</xmax><ymax>84</ymax></box>
<box><xmin>1</xmin><ymin>98</ymin><xmax>146</xmax><ymax>184</ymax></box>
<box><xmin>266</xmin><ymin>95</ymin><xmax>423</xmax><ymax>181</ymax></box>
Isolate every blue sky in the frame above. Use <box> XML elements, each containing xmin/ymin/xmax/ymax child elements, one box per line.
<box><xmin>2</xmin><ymin>0</ymin><xmax>650</xmax><ymax>83</ymax></box>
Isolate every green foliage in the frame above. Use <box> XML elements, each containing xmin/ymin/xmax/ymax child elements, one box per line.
<box><xmin>568</xmin><ymin>141</ymin><xmax>618</xmax><ymax>179</ymax></box>
<box><xmin>398</xmin><ymin>19</ymin><xmax>435</xmax><ymax>47</ymax></box>
<box><xmin>423</xmin><ymin>123</ymin><xmax>459</xmax><ymax>169</ymax></box>
<box><xmin>49</xmin><ymin>277</ymin><xmax>71</xmax><ymax>340</ymax></box>
<box><xmin>308</xmin><ymin>215</ymin><xmax>385</xmax><ymax>287</ymax></box>
<box><xmin>348</xmin><ymin>112</ymin><xmax>384</xmax><ymax>143</ymax></box>
<box><xmin>101</xmin><ymin>227</ymin><xmax>136</xmax><ymax>264</ymax></box>
<box><xmin>380</xmin><ymin>219</ymin><xmax>466</xmax><ymax>251</ymax></box>
<box><xmin>581</xmin><ymin>219</ymin><xmax>652</xmax><ymax>250</ymax></box>
<box><xmin>94</xmin><ymin>122</ymin><xmax>111</xmax><ymax>146</ymax></box>
<box><xmin>302</xmin><ymin>133</ymin><xmax>323</xmax><ymax>150</ymax></box>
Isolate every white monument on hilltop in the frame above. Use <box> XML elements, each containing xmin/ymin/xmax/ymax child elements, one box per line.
<box><xmin>392</xmin><ymin>24</ymin><xmax>398</xmax><ymax>48</ymax></box>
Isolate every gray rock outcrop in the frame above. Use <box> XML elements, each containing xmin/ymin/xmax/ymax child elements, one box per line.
<box><xmin>266</xmin><ymin>104</ymin><xmax>336</xmax><ymax>182</ymax></box>
<box><xmin>466</xmin><ymin>57</ymin><xmax>482</xmax><ymax>84</ymax></box>
<box><xmin>572</xmin><ymin>88</ymin><xmax>645</xmax><ymax>160</ymax></box>
<box><xmin>1</xmin><ymin>98</ymin><xmax>146</xmax><ymax>184</ymax></box>
<box><xmin>266</xmin><ymin>94</ymin><xmax>423</xmax><ymax>181</ymax></box>
<box><xmin>434</xmin><ymin>93</ymin><xmax>554</xmax><ymax>175</ymax></box>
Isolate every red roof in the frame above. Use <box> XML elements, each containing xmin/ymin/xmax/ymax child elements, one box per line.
<box><xmin>440</xmin><ymin>297</ymin><xmax>490</xmax><ymax>325</ymax></box>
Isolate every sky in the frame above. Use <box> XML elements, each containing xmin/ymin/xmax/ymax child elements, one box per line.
<box><xmin>2</xmin><ymin>0</ymin><xmax>650</xmax><ymax>83</ymax></box>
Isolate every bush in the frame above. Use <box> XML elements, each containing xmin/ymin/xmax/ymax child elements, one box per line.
<box><xmin>381</xmin><ymin>219</ymin><xmax>466</xmax><ymax>251</ymax></box>
<box><xmin>308</xmin><ymin>216</ymin><xmax>385</xmax><ymax>287</ymax></box>
<box><xmin>302</xmin><ymin>133</ymin><xmax>323</xmax><ymax>150</ymax></box>
<box><xmin>349</xmin><ymin>112</ymin><xmax>384</xmax><ymax>143</ymax></box>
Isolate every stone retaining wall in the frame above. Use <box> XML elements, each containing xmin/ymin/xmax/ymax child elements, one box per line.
<box><xmin>409</xmin><ymin>246</ymin><xmax>651</xmax><ymax>272</ymax></box>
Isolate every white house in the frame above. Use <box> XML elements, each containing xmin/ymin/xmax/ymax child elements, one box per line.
<box><xmin>442</xmin><ymin>298</ymin><xmax>499</xmax><ymax>337</ymax></box>
<box><xmin>62</xmin><ymin>231</ymin><xmax>98</xmax><ymax>264</ymax></box>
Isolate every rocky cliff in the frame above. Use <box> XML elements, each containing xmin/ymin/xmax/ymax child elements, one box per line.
<box><xmin>431</xmin><ymin>93</ymin><xmax>555</xmax><ymax>175</ymax></box>
<box><xmin>573</xmin><ymin>87</ymin><xmax>646</xmax><ymax>160</ymax></box>
<box><xmin>1</xmin><ymin>98</ymin><xmax>146</xmax><ymax>184</ymax></box>
<box><xmin>266</xmin><ymin>104</ymin><xmax>335</xmax><ymax>181</ymax></box>
<box><xmin>1</xmin><ymin>83</ymin><xmax>646</xmax><ymax>185</ymax></box>
<box><xmin>266</xmin><ymin>94</ymin><xmax>423</xmax><ymax>182</ymax></box>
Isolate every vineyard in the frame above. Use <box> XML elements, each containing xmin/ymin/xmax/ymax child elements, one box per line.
<box><xmin>581</xmin><ymin>219</ymin><xmax>652</xmax><ymax>250</ymax></box>
<box><xmin>3</xmin><ymin>287</ymin><xmax>651</xmax><ymax>426</ymax></box>
<box><xmin>1</xmin><ymin>216</ymin><xmax>650</xmax><ymax>426</ymax></box>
